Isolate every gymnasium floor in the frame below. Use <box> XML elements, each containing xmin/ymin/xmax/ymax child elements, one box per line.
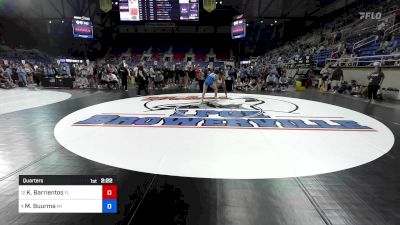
<box><xmin>0</xmin><ymin>87</ymin><xmax>399</xmax><ymax>225</ymax></box>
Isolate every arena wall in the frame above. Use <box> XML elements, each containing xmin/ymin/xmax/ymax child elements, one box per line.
<box><xmin>341</xmin><ymin>68</ymin><xmax>400</xmax><ymax>89</ymax></box>
<box><xmin>287</xmin><ymin>68</ymin><xmax>400</xmax><ymax>89</ymax></box>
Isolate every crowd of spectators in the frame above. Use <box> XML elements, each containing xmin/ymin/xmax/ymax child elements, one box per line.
<box><xmin>2</xmin><ymin>58</ymin><xmax>390</xmax><ymax>103</ymax></box>
<box><xmin>0</xmin><ymin>60</ymin><xmax>292</xmax><ymax>95</ymax></box>
<box><xmin>1</xmin><ymin>1</ymin><xmax>399</xmax><ymax>101</ymax></box>
<box><xmin>260</xmin><ymin>1</ymin><xmax>400</xmax><ymax>69</ymax></box>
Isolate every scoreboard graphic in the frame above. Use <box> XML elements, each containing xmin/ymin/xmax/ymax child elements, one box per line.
<box><xmin>119</xmin><ymin>0</ymin><xmax>199</xmax><ymax>21</ymax></box>
<box><xmin>232</xmin><ymin>14</ymin><xmax>246</xmax><ymax>39</ymax></box>
<box><xmin>19</xmin><ymin>175</ymin><xmax>117</xmax><ymax>213</ymax></box>
<box><xmin>72</xmin><ymin>16</ymin><xmax>94</xmax><ymax>39</ymax></box>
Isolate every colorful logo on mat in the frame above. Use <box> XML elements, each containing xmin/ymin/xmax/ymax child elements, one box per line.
<box><xmin>72</xmin><ymin>96</ymin><xmax>374</xmax><ymax>131</ymax></box>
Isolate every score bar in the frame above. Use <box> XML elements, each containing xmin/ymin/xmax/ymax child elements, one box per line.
<box><xmin>19</xmin><ymin>175</ymin><xmax>117</xmax><ymax>213</ymax></box>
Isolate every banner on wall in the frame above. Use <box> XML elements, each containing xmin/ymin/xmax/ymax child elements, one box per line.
<box><xmin>100</xmin><ymin>0</ymin><xmax>112</xmax><ymax>13</ymax></box>
<box><xmin>203</xmin><ymin>0</ymin><xmax>216</xmax><ymax>12</ymax></box>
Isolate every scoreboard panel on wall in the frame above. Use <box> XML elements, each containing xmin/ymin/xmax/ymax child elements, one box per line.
<box><xmin>231</xmin><ymin>14</ymin><xmax>246</xmax><ymax>39</ymax></box>
<box><xmin>72</xmin><ymin>16</ymin><xmax>93</xmax><ymax>39</ymax></box>
<box><xmin>119</xmin><ymin>0</ymin><xmax>199</xmax><ymax>21</ymax></box>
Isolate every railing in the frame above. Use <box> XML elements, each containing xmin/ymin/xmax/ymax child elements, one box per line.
<box><xmin>353</xmin><ymin>17</ymin><xmax>378</xmax><ymax>32</ymax></box>
<box><xmin>352</xmin><ymin>35</ymin><xmax>378</xmax><ymax>52</ymax></box>
<box><xmin>342</xmin><ymin>8</ymin><xmax>398</xmax><ymax>42</ymax></box>
<box><xmin>325</xmin><ymin>53</ymin><xmax>400</xmax><ymax>67</ymax></box>
<box><xmin>262</xmin><ymin>53</ymin><xmax>400</xmax><ymax>69</ymax></box>
<box><xmin>330</xmin><ymin>44</ymin><xmax>342</xmax><ymax>55</ymax></box>
<box><xmin>381</xmin><ymin>8</ymin><xmax>400</xmax><ymax>26</ymax></box>
<box><xmin>384</xmin><ymin>8</ymin><xmax>400</xmax><ymax>17</ymax></box>
<box><xmin>384</xmin><ymin>23</ymin><xmax>400</xmax><ymax>38</ymax></box>
<box><xmin>340</xmin><ymin>26</ymin><xmax>353</xmax><ymax>40</ymax></box>
<box><xmin>263</xmin><ymin>57</ymin><xmax>316</xmax><ymax>69</ymax></box>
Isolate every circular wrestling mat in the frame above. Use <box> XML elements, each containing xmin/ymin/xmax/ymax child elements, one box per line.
<box><xmin>54</xmin><ymin>93</ymin><xmax>394</xmax><ymax>179</ymax></box>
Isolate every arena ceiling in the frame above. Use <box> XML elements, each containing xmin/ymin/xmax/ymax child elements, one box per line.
<box><xmin>0</xmin><ymin>0</ymin><xmax>97</xmax><ymax>20</ymax></box>
<box><xmin>0</xmin><ymin>0</ymin><xmax>356</xmax><ymax>55</ymax></box>
<box><xmin>224</xmin><ymin>0</ymin><xmax>356</xmax><ymax>20</ymax></box>
<box><xmin>0</xmin><ymin>0</ymin><xmax>356</xmax><ymax>22</ymax></box>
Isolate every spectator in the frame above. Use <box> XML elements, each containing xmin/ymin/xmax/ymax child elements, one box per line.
<box><xmin>0</xmin><ymin>68</ymin><xmax>15</xmax><ymax>88</ymax></box>
<box><xmin>70</xmin><ymin>64</ymin><xmax>77</xmax><ymax>77</ymax></box>
<box><xmin>73</xmin><ymin>75</ymin><xmax>89</xmax><ymax>89</ymax></box>
<box><xmin>47</xmin><ymin>65</ymin><xmax>56</xmax><ymax>77</ymax></box>
<box><xmin>239</xmin><ymin>66</ymin><xmax>247</xmax><ymax>83</ymax></box>
<box><xmin>177</xmin><ymin>66</ymin><xmax>186</xmax><ymax>88</ymax></box>
<box><xmin>390</xmin><ymin>45</ymin><xmax>399</xmax><ymax>53</ymax></box>
<box><xmin>376</xmin><ymin>40</ymin><xmax>390</xmax><ymax>55</ymax></box>
<box><xmin>119</xmin><ymin>63</ymin><xmax>130</xmax><ymax>91</ymax></box>
<box><xmin>100</xmin><ymin>69</ymin><xmax>110</xmax><ymax>88</ymax></box>
<box><xmin>319</xmin><ymin>63</ymin><xmax>331</xmax><ymax>92</ymax></box>
<box><xmin>154</xmin><ymin>69</ymin><xmax>164</xmax><ymax>88</ymax></box>
<box><xmin>108</xmin><ymin>72</ymin><xmax>120</xmax><ymax>89</ymax></box>
<box><xmin>188</xmin><ymin>66</ymin><xmax>195</xmax><ymax>85</ymax></box>
<box><xmin>266</xmin><ymin>69</ymin><xmax>278</xmax><ymax>91</ymax></box>
<box><xmin>251</xmin><ymin>66</ymin><xmax>258</xmax><ymax>79</ymax></box>
<box><xmin>331</xmin><ymin>66</ymin><xmax>344</xmax><ymax>93</ymax></box>
<box><xmin>148</xmin><ymin>66</ymin><xmax>156</xmax><ymax>89</ymax></box>
<box><xmin>16</xmin><ymin>64</ymin><xmax>27</xmax><ymax>86</ymax></box>
<box><xmin>367</xmin><ymin>62</ymin><xmax>384</xmax><ymax>102</ymax></box>
<box><xmin>195</xmin><ymin>66</ymin><xmax>202</xmax><ymax>80</ymax></box>
<box><xmin>136</xmin><ymin>66</ymin><xmax>148</xmax><ymax>95</ymax></box>
<box><xmin>228</xmin><ymin>66</ymin><xmax>236</xmax><ymax>81</ymax></box>
<box><xmin>33</xmin><ymin>65</ymin><xmax>42</xmax><ymax>86</ymax></box>
<box><xmin>278</xmin><ymin>73</ymin><xmax>289</xmax><ymax>90</ymax></box>
<box><xmin>385</xmin><ymin>48</ymin><xmax>400</xmax><ymax>66</ymax></box>
<box><xmin>4</xmin><ymin>65</ymin><xmax>13</xmax><ymax>81</ymax></box>
<box><xmin>377</xmin><ymin>22</ymin><xmax>386</xmax><ymax>31</ymax></box>
<box><xmin>24</xmin><ymin>64</ymin><xmax>34</xmax><ymax>85</ymax></box>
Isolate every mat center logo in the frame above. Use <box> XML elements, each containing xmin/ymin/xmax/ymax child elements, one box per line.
<box><xmin>72</xmin><ymin>95</ymin><xmax>373</xmax><ymax>131</ymax></box>
<box><xmin>54</xmin><ymin>93</ymin><xmax>394</xmax><ymax>179</ymax></box>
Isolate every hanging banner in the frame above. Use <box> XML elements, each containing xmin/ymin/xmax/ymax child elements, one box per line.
<box><xmin>203</xmin><ymin>0</ymin><xmax>216</xmax><ymax>12</ymax></box>
<box><xmin>100</xmin><ymin>0</ymin><xmax>112</xmax><ymax>13</ymax></box>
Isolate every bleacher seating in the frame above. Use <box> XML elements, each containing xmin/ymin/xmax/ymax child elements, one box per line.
<box><xmin>359</xmin><ymin>42</ymin><xmax>380</xmax><ymax>56</ymax></box>
<box><xmin>173</xmin><ymin>53</ymin><xmax>185</xmax><ymax>62</ymax></box>
<box><xmin>193</xmin><ymin>46</ymin><xmax>209</xmax><ymax>61</ymax></box>
<box><xmin>214</xmin><ymin>46</ymin><xmax>230</xmax><ymax>61</ymax></box>
<box><xmin>262</xmin><ymin>0</ymin><xmax>400</xmax><ymax>68</ymax></box>
<box><xmin>0</xmin><ymin>45</ymin><xmax>52</xmax><ymax>65</ymax></box>
<box><xmin>315</xmin><ymin>49</ymin><xmax>334</xmax><ymax>66</ymax></box>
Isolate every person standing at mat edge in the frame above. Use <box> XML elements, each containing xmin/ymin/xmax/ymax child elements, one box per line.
<box><xmin>201</xmin><ymin>69</ymin><xmax>227</xmax><ymax>103</ymax></box>
<box><xmin>319</xmin><ymin>63</ymin><xmax>331</xmax><ymax>92</ymax></box>
<box><xmin>367</xmin><ymin>62</ymin><xmax>384</xmax><ymax>102</ymax></box>
<box><xmin>136</xmin><ymin>66</ymin><xmax>148</xmax><ymax>96</ymax></box>
<box><xmin>331</xmin><ymin>66</ymin><xmax>343</xmax><ymax>93</ymax></box>
<box><xmin>119</xmin><ymin>63</ymin><xmax>130</xmax><ymax>92</ymax></box>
